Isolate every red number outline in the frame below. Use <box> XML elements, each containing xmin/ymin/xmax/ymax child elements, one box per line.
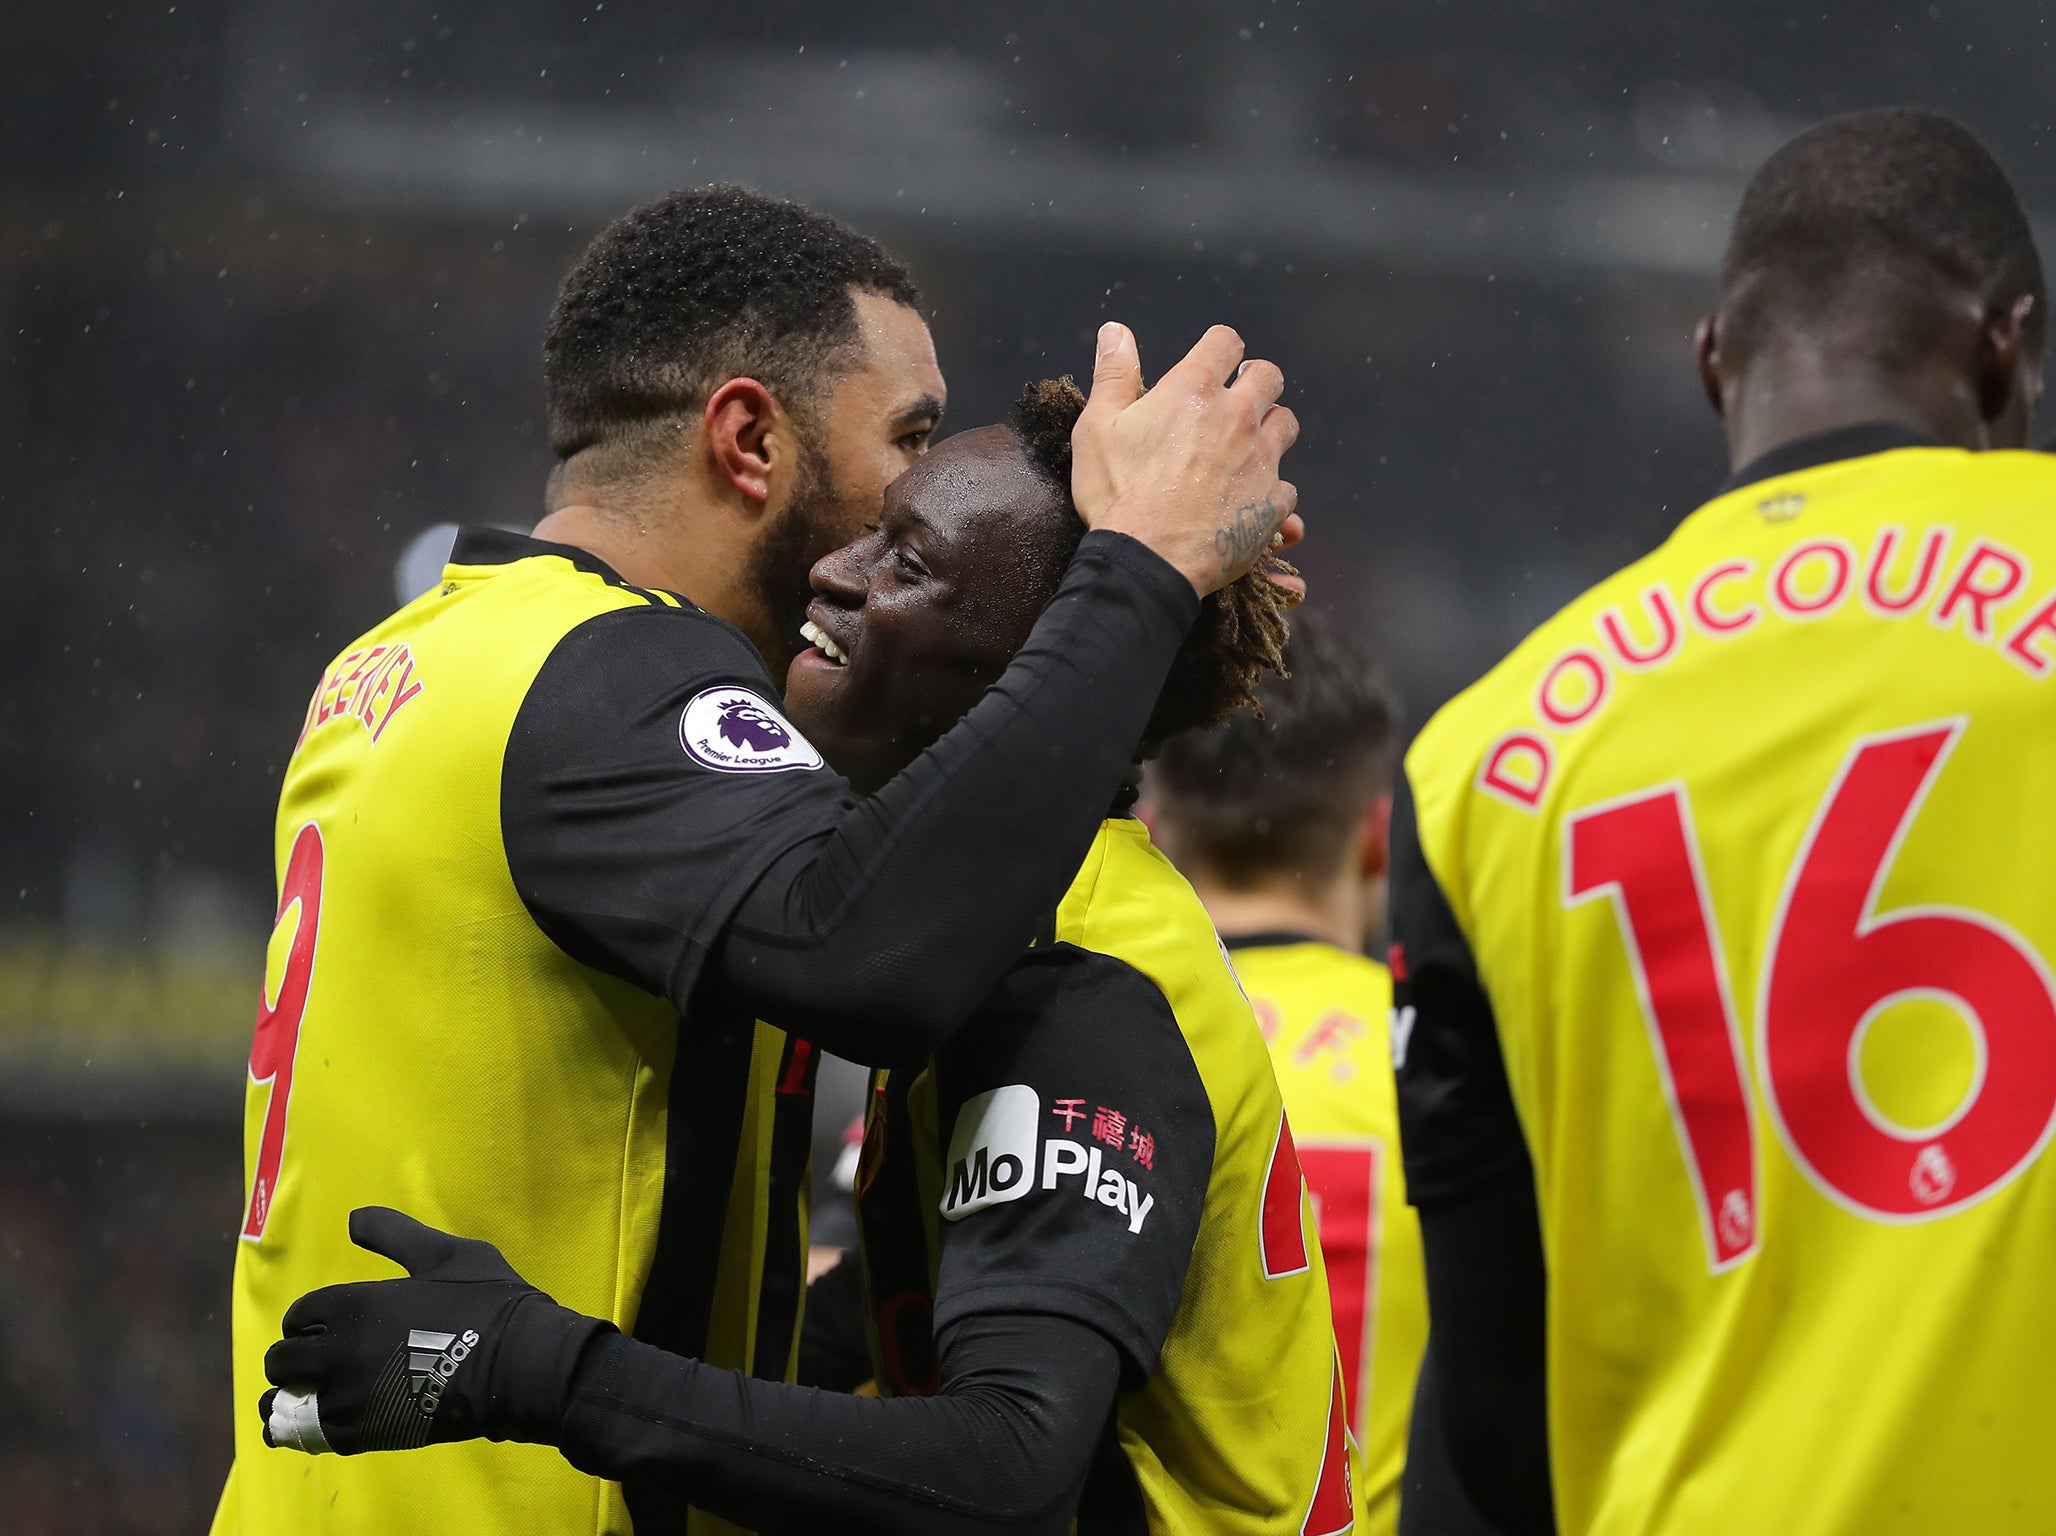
<box><xmin>1563</xmin><ymin>717</ymin><xmax>2056</xmax><ymax>1268</ymax></box>
<box><xmin>1755</xmin><ymin>718</ymin><xmax>2056</xmax><ymax>1223</ymax></box>
<box><xmin>1259</xmin><ymin>1109</ymin><xmax>1311</xmax><ymax>1279</ymax></box>
<box><xmin>1565</xmin><ymin>784</ymin><xmax>1760</xmax><ymax>1270</ymax></box>
<box><xmin>243</xmin><ymin>821</ymin><xmax>325</xmax><ymax>1241</ymax></box>
<box><xmin>1301</xmin><ymin>1352</ymin><xmax>1357</xmax><ymax>1536</ymax></box>
<box><xmin>1298</xmin><ymin>1137</ymin><xmax>1383</xmax><ymax>1435</ymax></box>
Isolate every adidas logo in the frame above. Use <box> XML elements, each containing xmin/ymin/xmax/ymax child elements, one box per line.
<box><xmin>406</xmin><ymin>1327</ymin><xmax>479</xmax><ymax>1419</ymax></box>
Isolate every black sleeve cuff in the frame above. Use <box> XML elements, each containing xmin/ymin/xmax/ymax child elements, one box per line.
<box><xmin>1071</xmin><ymin>529</ymin><xmax>1202</xmax><ymax>635</ymax></box>
<box><xmin>489</xmin><ymin>1294</ymin><xmax>617</xmax><ymax>1446</ymax></box>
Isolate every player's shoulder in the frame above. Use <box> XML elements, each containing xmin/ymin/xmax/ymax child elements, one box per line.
<box><xmin>1404</xmin><ymin>552</ymin><xmax>1646</xmax><ymax>817</ymax></box>
<box><xmin>1408</xmin><ymin>442</ymin><xmax>2056</xmax><ymax>806</ymax></box>
<box><xmin>1930</xmin><ymin>445</ymin><xmax>2056</xmax><ymax>525</ymax></box>
<box><xmin>438</xmin><ymin>525</ymin><xmax>759</xmax><ymax>660</ymax></box>
<box><xmin>937</xmin><ymin>941</ymin><xmax>1208</xmax><ymax>1159</ymax></box>
<box><xmin>532</xmin><ymin>595</ymin><xmax>767</xmax><ymax>692</ymax></box>
<box><xmin>1070</xmin><ymin>829</ymin><xmax>1296</xmax><ymax>1108</ymax></box>
<box><xmin>1053</xmin><ymin>818</ymin><xmax>1219</xmax><ymax>960</ymax></box>
<box><xmin>469</xmin><ymin>560</ymin><xmax>827</xmax><ymax>793</ymax></box>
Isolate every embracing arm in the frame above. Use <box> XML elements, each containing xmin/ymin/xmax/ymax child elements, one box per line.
<box><xmin>259</xmin><ymin>1209</ymin><xmax>1117</xmax><ymax>1536</ymax></box>
<box><xmin>562</xmin><ymin>1311</ymin><xmax>1118</xmax><ymax>1536</ymax></box>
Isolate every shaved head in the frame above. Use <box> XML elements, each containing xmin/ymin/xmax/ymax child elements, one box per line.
<box><xmin>1718</xmin><ymin>109</ymin><xmax>2044</xmax><ymax>369</ymax></box>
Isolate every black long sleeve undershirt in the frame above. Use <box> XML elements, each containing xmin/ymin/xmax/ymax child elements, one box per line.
<box><xmin>558</xmin><ymin>1312</ymin><xmax>1122</xmax><ymax>1536</ymax></box>
<box><xmin>712</xmin><ymin>530</ymin><xmax>1197</xmax><ymax>1062</ymax></box>
<box><xmin>1396</xmin><ymin>1331</ymin><xmax>1510</xmax><ymax>1535</ymax></box>
<box><xmin>1389</xmin><ymin>777</ymin><xmax>1553</xmax><ymax>1533</ymax></box>
<box><xmin>1413</xmin><ymin>1163</ymin><xmax>1554</xmax><ymax>1535</ymax></box>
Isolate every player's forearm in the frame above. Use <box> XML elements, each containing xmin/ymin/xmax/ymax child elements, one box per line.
<box><xmin>716</xmin><ymin>530</ymin><xmax>1196</xmax><ymax>1062</ymax></box>
<box><xmin>559</xmin><ymin>1313</ymin><xmax>1119</xmax><ymax>1535</ymax></box>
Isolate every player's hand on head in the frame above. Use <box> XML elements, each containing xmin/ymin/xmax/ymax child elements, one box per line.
<box><xmin>259</xmin><ymin>1206</ymin><xmax>613</xmax><ymax>1457</ymax></box>
<box><xmin>1070</xmin><ymin>321</ymin><xmax>1303</xmax><ymax>598</ymax></box>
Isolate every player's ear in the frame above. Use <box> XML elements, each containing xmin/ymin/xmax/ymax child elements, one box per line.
<box><xmin>1976</xmin><ymin>292</ymin><xmax>2037</xmax><ymax>440</ymax></box>
<box><xmin>705</xmin><ymin>378</ymin><xmax>785</xmax><ymax>507</ymax></box>
<box><xmin>1359</xmin><ymin>792</ymin><xmax>1392</xmax><ymax>881</ymax></box>
<box><xmin>1694</xmin><ymin>313</ymin><xmax>1727</xmax><ymax>420</ymax></box>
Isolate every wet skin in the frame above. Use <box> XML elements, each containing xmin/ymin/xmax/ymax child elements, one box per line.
<box><xmin>784</xmin><ymin>425</ymin><xmax>1079</xmax><ymax>795</ymax></box>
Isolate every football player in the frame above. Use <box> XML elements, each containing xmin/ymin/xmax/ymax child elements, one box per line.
<box><xmin>1393</xmin><ymin>110</ymin><xmax>2054</xmax><ymax>1534</ymax></box>
<box><xmin>255</xmin><ymin>381</ymin><xmax>1357</xmax><ymax>1535</ymax></box>
<box><xmin>1149</xmin><ymin>615</ymin><xmax>1493</xmax><ymax>1536</ymax></box>
<box><xmin>217</xmin><ymin>183</ymin><xmax>1302</xmax><ymax>1536</ymax></box>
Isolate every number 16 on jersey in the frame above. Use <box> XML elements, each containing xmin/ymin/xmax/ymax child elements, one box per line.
<box><xmin>1565</xmin><ymin>719</ymin><xmax>2056</xmax><ymax>1271</ymax></box>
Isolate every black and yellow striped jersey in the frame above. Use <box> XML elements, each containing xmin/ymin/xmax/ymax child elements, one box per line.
<box><xmin>856</xmin><ymin>816</ymin><xmax>1361</xmax><ymax>1535</ymax></box>
<box><xmin>216</xmin><ymin>528</ymin><xmax>834</xmax><ymax>1536</ymax></box>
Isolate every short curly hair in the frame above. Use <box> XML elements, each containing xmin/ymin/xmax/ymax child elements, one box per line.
<box><xmin>1011</xmin><ymin>377</ymin><xmax>1293</xmax><ymax>754</ymax></box>
<box><xmin>544</xmin><ymin>184</ymin><xmax>921</xmax><ymax>470</ymax></box>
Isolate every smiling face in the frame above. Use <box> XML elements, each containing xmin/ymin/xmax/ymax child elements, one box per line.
<box><xmin>784</xmin><ymin>425</ymin><xmax>1078</xmax><ymax>793</ymax></box>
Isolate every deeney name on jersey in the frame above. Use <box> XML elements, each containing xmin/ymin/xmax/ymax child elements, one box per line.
<box><xmin>294</xmin><ymin>641</ymin><xmax>428</xmax><ymax>752</ymax></box>
<box><xmin>1477</xmin><ymin>520</ymin><xmax>2056</xmax><ymax>812</ymax></box>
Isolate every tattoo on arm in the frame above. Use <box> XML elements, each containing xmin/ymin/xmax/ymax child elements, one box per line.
<box><xmin>1213</xmin><ymin>499</ymin><xmax>1278</xmax><ymax>575</ymax></box>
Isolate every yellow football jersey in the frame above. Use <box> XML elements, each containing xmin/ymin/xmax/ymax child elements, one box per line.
<box><xmin>857</xmin><ymin>818</ymin><xmax>1361</xmax><ymax>1534</ymax></box>
<box><xmin>1398</xmin><ymin>430</ymin><xmax>2056</xmax><ymax>1534</ymax></box>
<box><xmin>215</xmin><ymin>529</ymin><xmax>829</xmax><ymax>1536</ymax></box>
<box><xmin>1229</xmin><ymin>938</ymin><xmax>1419</xmax><ymax>1536</ymax></box>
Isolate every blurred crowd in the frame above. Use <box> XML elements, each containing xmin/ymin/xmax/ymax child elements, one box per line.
<box><xmin>1</xmin><ymin>1120</ymin><xmax>237</xmax><ymax>1535</ymax></box>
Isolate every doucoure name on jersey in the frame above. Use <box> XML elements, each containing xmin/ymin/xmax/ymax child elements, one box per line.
<box><xmin>1476</xmin><ymin>521</ymin><xmax>2056</xmax><ymax>812</ymax></box>
<box><xmin>942</xmin><ymin>1084</ymin><xmax>1156</xmax><ymax>1234</ymax></box>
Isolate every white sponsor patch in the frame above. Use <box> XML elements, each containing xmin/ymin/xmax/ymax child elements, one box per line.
<box><xmin>941</xmin><ymin>1085</ymin><xmax>1040</xmax><ymax>1220</ymax></box>
<box><xmin>679</xmin><ymin>687</ymin><xmax>824</xmax><ymax>773</ymax></box>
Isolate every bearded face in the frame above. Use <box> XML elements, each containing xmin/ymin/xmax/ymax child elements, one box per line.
<box><xmin>745</xmin><ymin>430</ymin><xmax>865</xmax><ymax>671</ymax></box>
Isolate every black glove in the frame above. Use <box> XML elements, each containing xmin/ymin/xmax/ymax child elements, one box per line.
<box><xmin>259</xmin><ymin>1206</ymin><xmax>613</xmax><ymax>1456</ymax></box>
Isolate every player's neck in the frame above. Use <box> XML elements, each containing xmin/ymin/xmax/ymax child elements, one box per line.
<box><xmin>1722</xmin><ymin>354</ymin><xmax>1982</xmax><ymax>470</ymax></box>
<box><xmin>1199</xmin><ymin>877</ymin><xmax>1363</xmax><ymax>954</ymax></box>
<box><xmin>533</xmin><ymin>500</ymin><xmax>782</xmax><ymax>667</ymax></box>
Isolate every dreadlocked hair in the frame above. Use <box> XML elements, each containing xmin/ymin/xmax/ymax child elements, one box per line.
<box><xmin>1012</xmin><ymin>377</ymin><xmax>1294</xmax><ymax>755</ymax></box>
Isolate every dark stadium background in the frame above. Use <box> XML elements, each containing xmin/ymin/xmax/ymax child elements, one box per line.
<box><xmin>3</xmin><ymin>3</ymin><xmax>2051</xmax><ymax>1528</ymax></box>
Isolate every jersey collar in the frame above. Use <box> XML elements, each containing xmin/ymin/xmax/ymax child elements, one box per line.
<box><xmin>449</xmin><ymin>525</ymin><xmax>634</xmax><ymax>583</ymax></box>
<box><xmin>1715</xmin><ymin>421</ymin><xmax>1941</xmax><ymax>497</ymax></box>
<box><xmin>1221</xmin><ymin>930</ymin><xmax>1338</xmax><ymax>953</ymax></box>
<box><xmin>448</xmin><ymin>526</ymin><xmax>700</xmax><ymax>609</ymax></box>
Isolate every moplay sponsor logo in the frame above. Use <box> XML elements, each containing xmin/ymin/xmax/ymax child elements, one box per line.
<box><xmin>941</xmin><ymin>1085</ymin><xmax>1158</xmax><ymax>1234</ymax></box>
